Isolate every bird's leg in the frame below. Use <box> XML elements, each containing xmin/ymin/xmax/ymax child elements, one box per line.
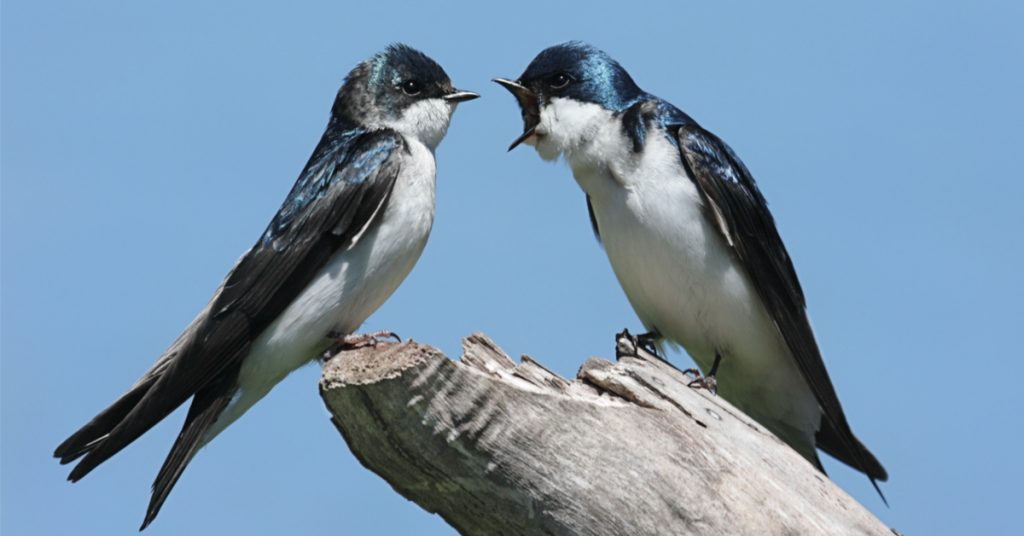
<box><xmin>684</xmin><ymin>352</ymin><xmax>722</xmax><ymax>395</ymax></box>
<box><xmin>614</xmin><ymin>327</ymin><xmax>671</xmax><ymax>364</ymax></box>
<box><xmin>336</xmin><ymin>329</ymin><xmax>402</xmax><ymax>347</ymax></box>
<box><xmin>322</xmin><ymin>330</ymin><xmax>401</xmax><ymax>359</ymax></box>
<box><xmin>635</xmin><ymin>330</ymin><xmax>663</xmax><ymax>358</ymax></box>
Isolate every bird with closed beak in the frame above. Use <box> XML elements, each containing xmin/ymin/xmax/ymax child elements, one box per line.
<box><xmin>54</xmin><ymin>43</ymin><xmax>477</xmax><ymax>529</ymax></box>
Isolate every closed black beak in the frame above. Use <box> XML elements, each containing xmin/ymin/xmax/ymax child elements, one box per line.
<box><xmin>443</xmin><ymin>90</ymin><xmax>480</xmax><ymax>103</ymax></box>
<box><xmin>494</xmin><ymin>78</ymin><xmax>539</xmax><ymax>151</ymax></box>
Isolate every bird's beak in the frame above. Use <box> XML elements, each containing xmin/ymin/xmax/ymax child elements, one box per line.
<box><xmin>443</xmin><ymin>90</ymin><xmax>480</xmax><ymax>103</ymax></box>
<box><xmin>493</xmin><ymin>78</ymin><xmax>539</xmax><ymax>151</ymax></box>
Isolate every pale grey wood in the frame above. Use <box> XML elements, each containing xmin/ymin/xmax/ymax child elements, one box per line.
<box><xmin>320</xmin><ymin>333</ymin><xmax>894</xmax><ymax>536</ymax></box>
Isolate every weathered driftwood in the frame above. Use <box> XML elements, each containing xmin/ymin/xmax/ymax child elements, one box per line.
<box><xmin>320</xmin><ymin>333</ymin><xmax>891</xmax><ymax>536</ymax></box>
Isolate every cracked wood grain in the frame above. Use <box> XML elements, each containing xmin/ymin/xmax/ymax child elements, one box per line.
<box><xmin>320</xmin><ymin>332</ymin><xmax>893</xmax><ymax>536</ymax></box>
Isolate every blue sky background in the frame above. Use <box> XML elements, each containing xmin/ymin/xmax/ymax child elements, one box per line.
<box><xmin>3</xmin><ymin>1</ymin><xmax>1022</xmax><ymax>534</ymax></box>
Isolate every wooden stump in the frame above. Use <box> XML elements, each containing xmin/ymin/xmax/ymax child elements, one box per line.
<box><xmin>320</xmin><ymin>332</ymin><xmax>892</xmax><ymax>536</ymax></box>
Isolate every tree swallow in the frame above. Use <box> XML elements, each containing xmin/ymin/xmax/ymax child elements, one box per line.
<box><xmin>495</xmin><ymin>42</ymin><xmax>887</xmax><ymax>497</ymax></box>
<box><xmin>54</xmin><ymin>43</ymin><xmax>477</xmax><ymax>529</ymax></box>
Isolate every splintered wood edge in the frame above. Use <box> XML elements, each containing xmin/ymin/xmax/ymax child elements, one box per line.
<box><xmin>320</xmin><ymin>333</ymin><xmax>706</xmax><ymax>408</ymax></box>
<box><xmin>319</xmin><ymin>333</ymin><xmax>766</xmax><ymax>429</ymax></box>
<box><xmin>318</xmin><ymin>332</ymin><xmax>895</xmax><ymax>536</ymax></box>
<box><xmin>321</xmin><ymin>334</ymin><xmax>614</xmax><ymax>403</ymax></box>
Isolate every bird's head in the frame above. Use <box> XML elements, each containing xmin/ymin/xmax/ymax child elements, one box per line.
<box><xmin>495</xmin><ymin>41</ymin><xmax>643</xmax><ymax>159</ymax></box>
<box><xmin>335</xmin><ymin>44</ymin><xmax>478</xmax><ymax>150</ymax></box>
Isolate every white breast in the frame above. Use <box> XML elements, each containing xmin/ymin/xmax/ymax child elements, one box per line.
<box><xmin>202</xmin><ymin>138</ymin><xmax>436</xmax><ymax>444</ymax></box>
<box><xmin>553</xmin><ymin>106</ymin><xmax>821</xmax><ymax>453</ymax></box>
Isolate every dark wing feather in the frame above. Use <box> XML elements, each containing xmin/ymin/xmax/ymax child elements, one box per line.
<box><xmin>586</xmin><ymin>195</ymin><xmax>601</xmax><ymax>241</ymax></box>
<box><xmin>140</xmin><ymin>360</ymin><xmax>241</xmax><ymax>531</ymax></box>
<box><xmin>673</xmin><ymin>123</ymin><xmax>887</xmax><ymax>484</ymax></box>
<box><xmin>56</xmin><ymin>127</ymin><xmax>406</xmax><ymax>522</ymax></box>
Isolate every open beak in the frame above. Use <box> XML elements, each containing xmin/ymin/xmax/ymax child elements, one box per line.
<box><xmin>493</xmin><ymin>78</ymin><xmax>540</xmax><ymax>151</ymax></box>
<box><xmin>443</xmin><ymin>90</ymin><xmax>480</xmax><ymax>103</ymax></box>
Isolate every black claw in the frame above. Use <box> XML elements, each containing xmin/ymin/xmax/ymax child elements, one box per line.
<box><xmin>615</xmin><ymin>328</ymin><xmax>669</xmax><ymax>362</ymax></box>
<box><xmin>635</xmin><ymin>330</ymin><xmax>662</xmax><ymax>357</ymax></box>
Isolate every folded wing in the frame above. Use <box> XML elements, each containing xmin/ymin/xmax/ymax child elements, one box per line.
<box><xmin>673</xmin><ymin>122</ymin><xmax>887</xmax><ymax>487</ymax></box>
<box><xmin>55</xmin><ymin>126</ymin><xmax>407</xmax><ymax>527</ymax></box>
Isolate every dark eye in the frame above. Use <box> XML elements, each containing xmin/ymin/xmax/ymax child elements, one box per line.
<box><xmin>547</xmin><ymin>73</ymin><xmax>572</xmax><ymax>90</ymax></box>
<box><xmin>401</xmin><ymin>80</ymin><xmax>422</xmax><ymax>96</ymax></box>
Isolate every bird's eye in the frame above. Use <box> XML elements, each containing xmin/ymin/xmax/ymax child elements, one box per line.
<box><xmin>547</xmin><ymin>73</ymin><xmax>572</xmax><ymax>90</ymax></box>
<box><xmin>401</xmin><ymin>80</ymin><xmax>422</xmax><ymax>96</ymax></box>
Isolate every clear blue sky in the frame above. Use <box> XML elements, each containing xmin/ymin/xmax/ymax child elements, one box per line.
<box><xmin>3</xmin><ymin>1</ymin><xmax>1021</xmax><ymax>534</ymax></box>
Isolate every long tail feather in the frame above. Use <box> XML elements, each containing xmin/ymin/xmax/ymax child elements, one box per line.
<box><xmin>140</xmin><ymin>377</ymin><xmax>235</xmax><ymax>531</ymax></box>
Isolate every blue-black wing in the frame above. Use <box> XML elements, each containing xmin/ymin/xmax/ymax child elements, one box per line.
<box><xmin>55</xmin><ymin>125</ymin><xmax>406</xmax><ymax>527</ymax></box>
<box><xmin>672</xmin><ymin>121</ymin><xmax>887</xmax><ymax>485</ymax></box>
<box><xmin>586</xmin><ymin>195</ymin><xmax>601</xmax><ymax>241</ymax></box>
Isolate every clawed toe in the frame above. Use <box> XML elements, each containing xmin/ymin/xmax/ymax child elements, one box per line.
<box><xmin>361</xmin><ymin>330</ymin><xmax>401</xmax><ymax>344</ymax></box>
<box><xmin>322</xmin><ymin>330</ymin><xmax>402</xmax><ymax>359</ymax></box>
<box><xmin>683</xmin><ymin>357</ymin><xmax>719</xmax><ymax>395</ymax></box>
<box><xmin>615</xmin><ymin>328</ymin><xmax>664</xmax><ymax>360</ymax></box>
<box><xmin>686</xmin><ymin>374</ymin><xmax>718</xmax><ymax>395</ymax></box>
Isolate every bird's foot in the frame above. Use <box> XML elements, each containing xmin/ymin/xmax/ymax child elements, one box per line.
<box><xmin>683</xmin><ymin>353</ymin><xmax>722</xmax><ymax>395</ymax></box>
<box><xmin>683</xmin><ymin>369</ymin><xmax>718</xmax><ymax>395</ymax></box>
<box><xmin>635</xmin><ymin>330</ymin><xmax>662</xmax><ymax>358</ymax></box>
<box><xmin>337</xmin><ymin>330</ymin><xmax>402</xmax><ymax>348</ymax></box>
<box><xmin>323</xmin><ymin>330</ymin><xmax>401</xmax><ymax>359</ymax></box>
<box><xmin>615</xmin><ymin>328</ymin><xmax>663</xmax><ymax>360</ymax></box>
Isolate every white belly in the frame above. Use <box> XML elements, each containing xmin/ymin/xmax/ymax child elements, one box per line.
<box><xmin>202</xmin><ymin>139</ymin><xmax>436</xmax><ymax>443</ymax></box>
<box><xmin>573</xmin><ymin>133</ymin><xmax>820</xmax><ymax>454</ymax></box>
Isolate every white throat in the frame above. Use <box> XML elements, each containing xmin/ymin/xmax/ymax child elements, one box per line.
<box><xmin>531</xmin><ymin>98</ymin><xmax>617</xmax><ymax>163</ymax></box>
<box><xmin>379</xmin><ymin>98</ymin><xmax>455</xmax><ymax>151</ymax></box>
